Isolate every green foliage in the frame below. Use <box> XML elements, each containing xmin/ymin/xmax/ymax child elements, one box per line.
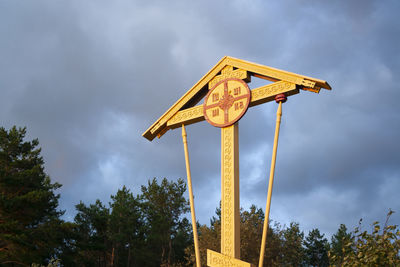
<box><xmin>73</xmin><ymin>199</ymin><xmax>110</xmax><ymax>265</ymax></box>
<box><xmin>241</xmin><ymin>207</ymin><xmax>284</xmax><ymax>267</ymax></box>
<box><xmin>3</xmin><ymin>127</ymin><xmax>400</xmax><ymax>267</ymax></box>
<box><xmin>140</xmin><ymin>178</ymin><xmax>190</xmax><ymax>266</ymax></box>
<box><xmin>240</xmin><ymin>205</ymin><xmax>265</xmax><ymax>265</ymax></box>
<box><xmin>109</xmin><ymin>186</ymin><xmax>146</xmax><ymax>266</ymax></box>
<box><xmin>185</xmin><ymin>213</ymin><xmax>220</xmax><ymax>266</ymax></box>
<box><xmin>304</xmin><ymin>228</ymin><xmax>329</xmax><ymax>267</ymax></box>
<box><xmin>328</xmin><ymin>223</ymin><xmax>352</xmax><ymax>266</ymax></box>
<box><xmin>339</xmin><ymin>210</ymin><xmax>400</xmax><ymax>266</ymax></box>
<box><xmin>0</xmin><ymin>126</ymin><xmax>64</xmax><ymax>266</ymax></box>
<box><xmin>185</xmin><ymin>204</ymin><xmax>297</xmax><ymax>267</ymax></box>
<box><xmin>69</xmin><ymin>186</ymin><xmax>146</xmax><ymax>266</ymax></box>
<box><xmin>109</xmin><ymin>186</ymin><xmax>144</xmax><ymax>266</ymax></box>
<box><xmin>281</xmin><ymin>222</ymin><xmax>305</xmax><ymax>266</ymax></box>
<box><xmin>61</xmin><ymin>178</ymin><xmax>191</xmax><ymax>266</ymax></box>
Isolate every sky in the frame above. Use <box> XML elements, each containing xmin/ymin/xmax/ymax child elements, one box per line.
<box><xmin>1</xmin><ymin>0</ymin><xmax>399</xmax><ymax>237</ymax></box>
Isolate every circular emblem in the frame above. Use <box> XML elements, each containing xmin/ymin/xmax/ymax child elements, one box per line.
<box><xmin>203</xmin><ymin>78</ymin><xmax>251</xmax><ymax>128</ymax></box>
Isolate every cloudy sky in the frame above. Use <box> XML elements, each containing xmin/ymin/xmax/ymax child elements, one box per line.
<box><xmin>1</xmin><ymin>0</ymin><xmax>399</xmax><ymax>237</ymax></box>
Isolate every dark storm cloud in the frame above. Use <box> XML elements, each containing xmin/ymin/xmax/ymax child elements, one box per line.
<box><xmin>234</xmin><ymin>0</ymin><xmax>400</xmax><ymax>234</ymax></box>
<box><xmin>0</xmin><ymin>0</ymin><xmax>399</xmax><ymax>234</ymax></box>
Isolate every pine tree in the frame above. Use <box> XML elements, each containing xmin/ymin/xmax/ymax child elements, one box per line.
<box><xmin>73</xmin><ymin>199</ymin><xmax>110</xmax><ymax>266</ymax></box>
<box><xmin>304</xmin><ymin>228</ymin><xmax>329</xmax><ymax>267</ymax></box>
<box><xmin>109</xmin><ymin>186</ymin><xmax>144</xmax><ymax>266</ymax></box>
<box><xmin>282</xmin><ymin>222</ymin><xmax>305</xmax><ymax>266</ymax></box>
<box><xmin>140</xmin><ymin>178</ymin><xmax>189</xmax><ymax>266</ymax></box>
<box><xmin>328</xmin><ymin>224</ymin><xmax>352</xmax><ymax>266</ymax></box>
<box><xmin>240</xmin><ymin>205</ymin><xmax>265</xmax><ymax>266</ymax></box>
<box><xmin>185</xmin><ymin>205</ymin><xmax>286</xmax><ymax>267</ymax></box>
<box><xmin>0</xmin><ymin>126</ymin><xmax>64</xmax><ymax>265</ymax></box>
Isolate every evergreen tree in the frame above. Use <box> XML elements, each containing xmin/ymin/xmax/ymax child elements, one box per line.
<box><xmin>259</xmin><ymin>221</ymin><xmax>284</xmax><ymax>266</ymax></box>
<box><xmin>185</xmin><ymin>214</ymin><xmax>220</xmax><ymax>266</ymax></box>
<box><xmin>304</xmin><ymin>228</ymin><xmax>329</xmax><ymax>267</ymax></box>
<box><xmin>140</xmin><ymin>178</ymin><xmax>189</xmax><ymax>266</ymax></box>
<box><xmin>0</xmin><ymin>126</ymin><xmax>64</xmax><ymax>265</ymax></box>
<box><xmin>109</xmin><ymin>186</ymin><xmax>144</xmax><ymax>267</ymax></box>
<box><xmin>240</xmin><ymin>205</ymin><xmax>265</xmax><ymax>266</ymax></box>
<box><xmin>328</xmin><ymin>224</ymin><xmax>352</xmax><ymax>266</ymax></box>
<box><xmin>240</xmin><ymin>205</ymin><xmax>284</xmax><ymax>266</ymax></box>
<box><xmin>171</xmin><ymin>217</ymin><xmax>192</xmax><ymax>266</ymax></box>
<box><xmin>185</xmin><ymin>205</ymin><xmax>285</xmax><ymax>267</ymax></box>
<box><xmin>73</xmin><ymin>199</ymin><xmax>110</xmax><ymax>266</ymax></box>
<box><xmin>281</xmin><ymin>222</ymin><xmax>305</xmax><ymax>267</ymax></box>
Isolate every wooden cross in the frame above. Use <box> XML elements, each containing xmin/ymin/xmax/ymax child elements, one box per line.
<box><xmin>143</xmin><ymin>56</ymin><xmax>331</xmax><ymax>266</ymax></box>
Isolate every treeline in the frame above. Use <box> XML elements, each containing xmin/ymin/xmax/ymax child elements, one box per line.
<box><xmin>61</xmin><ymin>178</ymin><xmax>191</xmax><ymax>266</ymax></box>
<box><xmin>1</xmin><ymin>126</ymin><xmax>400</xmax><ymax>266</ymax></box>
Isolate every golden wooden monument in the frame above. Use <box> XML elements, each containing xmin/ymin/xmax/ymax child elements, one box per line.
<box><xmin>143</xmin><ymin>56</ymin><xmax>331</xmax><ymax>267</ymax></box>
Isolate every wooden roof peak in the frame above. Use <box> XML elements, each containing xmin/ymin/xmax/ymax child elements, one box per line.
<box><xmin>143</xmin><ymin>56</ymin><xmax>331</xmax><ymax>141</ymax></box>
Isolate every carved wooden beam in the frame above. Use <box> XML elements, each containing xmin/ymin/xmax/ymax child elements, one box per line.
<box><xmin>166</xmin><ymin>81</ymin><xmax>298</xmax><ymax>129</ymax></box>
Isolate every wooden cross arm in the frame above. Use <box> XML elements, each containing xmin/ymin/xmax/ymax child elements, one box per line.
<box><xmin>166</xmin><ymin>81</ymin><xmax>298</xmax><ymax>129</ymax></box>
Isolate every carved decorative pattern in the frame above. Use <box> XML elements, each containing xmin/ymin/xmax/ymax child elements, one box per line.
<box><xmin>204</xmin><ymin>78</ymin><xmax>251</xmax><ymax>128</ymax></box>
<box><xmin>207</xmin><ymin>249</ymin><xmax>253</xmax><ymax>267</ymax></box>
<box><xmin>167</xmin><ymin>81</ymin><xmax>296</xmax><ymax>128</ymax></box>
<box><xmin>209</xmin><ymin>66</ymin><xmax>248</xmax><ymax>89</ymax></box>
<box><xmin>167</xmin><ymin>105</ymin><xmax>204</xmax><ymax>126</ymax></box>
<box><xmin>144</xmin><ymin>56</ymin><xmax>329</xmax><ymax>140</ymax></box>
<box><xmin>222</xmin><ymin>126</ymin><xmax>234</xmax><ymax>257</ymax></box>
<box><xmin>251</xmin><ymin>81</ymin><xmax>295</xmax><ymax>102</ymax></box>
<box><xmin>232</xmin><ymin>61</ymin><xmax>305</xmax><ymax>86</ymax></box>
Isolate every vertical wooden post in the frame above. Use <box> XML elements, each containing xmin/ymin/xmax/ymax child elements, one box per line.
<box><xmin>182</xmin><ymin>125</ymin><xmax>201</xmax><ymax>267</ymax></box>
<box><xmin>221</xmin><ymin>122</ymin><xmax>240</xmax><ymax>259</ymax></box>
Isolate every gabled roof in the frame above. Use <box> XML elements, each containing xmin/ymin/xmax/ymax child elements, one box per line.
<box><xmin>143</xmin><ymin>56</ymin><xmax>331</xmax><ymax>141</ymax></box>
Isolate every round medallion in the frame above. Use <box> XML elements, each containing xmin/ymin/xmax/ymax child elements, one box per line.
<box><xmin>203</xmin><ymin>78</ymin><xmax>251</xmax><ymax>128</ymax></box>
